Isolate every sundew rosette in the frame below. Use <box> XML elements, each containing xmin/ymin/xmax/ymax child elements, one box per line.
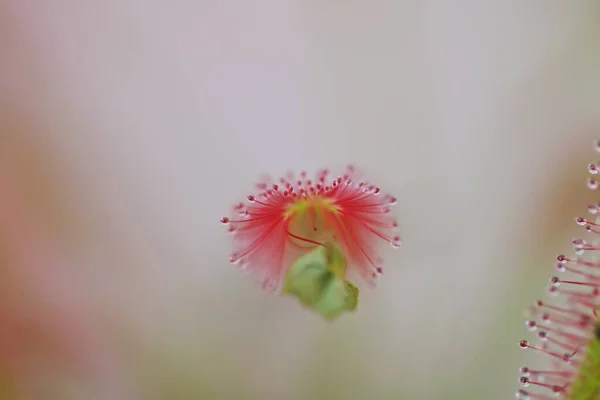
<box><xmin>517</xmin><ymin>141</ymin><xmax>600</xmax><ymax>400</ymax></box>
<box><xmin>220</xmin><ymin>165</ymin><xmax>401</xmax><ymax>320</ymax></box>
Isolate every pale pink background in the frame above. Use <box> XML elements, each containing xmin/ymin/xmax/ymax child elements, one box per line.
<box><xmin>1</xmin><ymin>1</ymin><xmax>599</xmax><ymax>399</ymax></box>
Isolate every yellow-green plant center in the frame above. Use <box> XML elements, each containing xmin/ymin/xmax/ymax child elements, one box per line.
<box><xmin>285</xmin><ymin>196</ymin><xmax>339</xmax><ymax>248</ymax></box>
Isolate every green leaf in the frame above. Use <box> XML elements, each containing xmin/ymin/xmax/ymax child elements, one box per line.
<box><xmin>283</xmin><ymin>243</ymin><xmax>359</xmax><ymax>321</ymax></box>
<box><xmin>567</xmin><ymin>321</ymin><xmax>600</xmax><ymax>399</ymax></box>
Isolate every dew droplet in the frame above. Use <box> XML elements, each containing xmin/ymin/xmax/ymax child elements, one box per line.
<box><xmin>376</xmin><ymin>267</ymin><xmax>383</xmax><ymax>274</ymax></box>
<box><xmin>387</xmin><ymin>196</ymin><xmax>398</xmax><ymax>205</ymax></box>
<box><xmin>573</xmin><ymin>238</ymin><xmax>587</xmax><ymax>249</ymax></box>
<box><xmin>549</xmin><ymin>276</ymin><xmax>560</xmax><ymax>287</ymax></box>
<box><xmin>247</xmin><ymin>195</ymin><xmax>256</xmax><ymax>202</ymax></box>
<box><xmin>594</xmin><ymin>140</ymin><xmax>600</xmax><ymax>153</ymax></box>
<box><xmin>588</xmin><ymin>178</ymin><xmax>599</xmax><ymax>190</ymax></box>
<box><xmin>519</xmin><ymin>339</ymin><xmax>529</xmax><ymax>349</ymax></box>
<box><xmin>519</xmin><ymin>377</ymin><xmax>530</xmax><ymax>387</ymax></box>
<box><xmin>229</xmin><ymin>253</ymin><xmax>242</xmax><ymax>264</ymax></box>
<box><xmin>540</xmin><ymin>313</ymin><xmax>551</xmax><ymax>322</ymax></box>
<box><xmin>557</xmin><ymin>254</ymin><xmax>568</xmax><ymax>264</ymax></box>
<box><xmin>525</xmin><ymin>320</ymin><xmax>537</xmax><ymax>331</ymax></box>
<box><xmin>590</xmin><ymin>163</ymin><xmax>600</xmax><ymax>174</ymax></box>
<box><xmin>537</xmin><ymin>331</ymin><xmax>548</xmax><ymax>341</ymax></box>
<box><xmin>519</xmin><ymin>367</ymin><xmax>530</xmax><ymax>376</ymax></box>
<box><xmin>576</xmin><ymin>217</ymin><xmax>587</xmax><ymax>226</ymax></box>
<box><xmin>556</xmin><ymin>262</ymin><xmax>566</xmax><ymax>272</ymax></box>
<box><xmin>220</xmin><ymin>217</ymin><xmax>230</xmax><ymax>225</ymax></box>
<box><xmin>390</xmin><ymin>236</ymin><xmax>401</xmax><ymax>248</ymax></box>
<box><xmin>589</xmin><ymin>203</ymin><xmax>599</xmax><ymax>215</ymax></box>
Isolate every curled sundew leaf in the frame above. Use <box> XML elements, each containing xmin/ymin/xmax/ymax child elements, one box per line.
<box><xmin>221</xmin><ymin>165</ymin><xmax>401</xmax><ymax>290</ymax></box>
<box><xmin>282</xmin><ymin>242</ymin><xmax>359</xmax><ymax>321</ymax></box>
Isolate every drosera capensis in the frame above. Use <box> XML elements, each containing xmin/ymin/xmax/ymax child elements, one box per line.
<box><xmin>517</xmin><ymin>141</ymin><xmax>600</xmax><ymax>400</ymax></box>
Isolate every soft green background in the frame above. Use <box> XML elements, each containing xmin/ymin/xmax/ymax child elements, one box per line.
<box><xmin>1</xmin><ymin>1</ymin><xmax>600</xmax><ymax>399</ymax></box>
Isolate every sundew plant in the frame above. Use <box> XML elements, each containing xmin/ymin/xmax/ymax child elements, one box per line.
<box><xmin>220</xmin><ymin>165</ymin><xmax>401</xmax><ymax>320</ymax></box>
<box><xmin>518</xmin><ymin>141</ymin><xmax>600</xmax><ymax>399</ymax></box>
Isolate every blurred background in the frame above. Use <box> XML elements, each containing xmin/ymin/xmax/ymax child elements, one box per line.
<box><xmin>1</xmin><ymin>1</ymin><xmax>600</xmax><ymax>399</ymax></box>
